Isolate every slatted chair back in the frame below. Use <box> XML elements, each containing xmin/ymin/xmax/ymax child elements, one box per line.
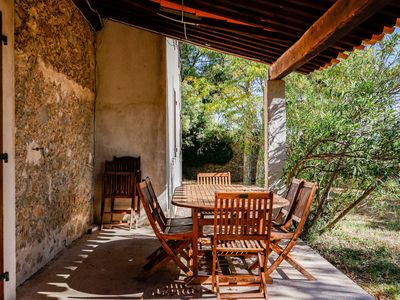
<box><xmin>197</xmin><ymin>172</ymin><xmax>231</xmax><ymax>185</ymax></box>
<box><xmin>103</xmin><ymin>172</ymin><xmax>136</xmax><ymax>197</ymax></box>
<box><xmin>288</xmin><ymin>181</ymin><xmax>317</xmax><ymax>225</ymax></box>
<box><xmin>138</xmin><ymin>181</ymin><xmax>166</xmax><ymax>234</ymax></box>
<box><xmin>144</xmin><ymin>176</ymin><xmax>168</xmax><ymax>228</ymax></box>
<box><xmin>274</xmin><ymin>178</ymin><xmax>304</xmax><ymax>225</ymax></box>
<box><xmin>105</xmin><ymin>156</ymin><xmax>140</xmax><ymax>172</ymax></box>
<box><xmin>104</xmin><ymin>156</ymin><xmax>141</xmax><ymax>197</ymax></box>
<box><xmin>279</xmin><ymin>181</ymin><xmax>318</xmax><ymax>237</ymax></box>
<box><xmin>214</xmin><ymin>191</ymin><xmax>273</xmax><ymax>242</ymax></box>
<box><xmin>101</xmin><ymin>156</ymin><xmax>141</xmax><ymax>230</ymax></box>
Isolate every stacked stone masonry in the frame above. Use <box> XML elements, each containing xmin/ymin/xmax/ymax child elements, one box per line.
<box><xmin>14</xmin><ymin>0</ymin><xmax>96</xmax><ymax>284</ymax></box>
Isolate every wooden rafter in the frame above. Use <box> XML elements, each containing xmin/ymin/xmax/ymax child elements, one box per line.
<box><xmin>269</xmin><ymin>0</ymin><xmax>394</xmax><ymax>80</ymax></box>
<box><xmin>76</xmin><ymin>0</ymin><xmax>399</xmax><ymax>74</ymax></box>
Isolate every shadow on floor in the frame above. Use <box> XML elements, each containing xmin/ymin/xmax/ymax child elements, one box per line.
<box><xmin>17</xmin><ymin>227</ymin><xmax>214</xmax><ymax>299</ymax></box>
<box><xmin>17</xmin><ymin>226</ymin><xmax>373</xmax><ymax>300</ymax></box>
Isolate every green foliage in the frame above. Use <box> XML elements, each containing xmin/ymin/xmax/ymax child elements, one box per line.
<box><xmin>285</xmin><ymin>33</ymin><xmax>400</xmax><ymax>233</ymax></box>
<box><xmin>180</xmin><ymin>30</ymin><xmax>400</xmax><ymax>300</ymax></box>
<box><xmin>181</xmin><ymin>43</ymin><xmax>267</xmax><ymax>176</ymax></box>
<box><xmin>309</xmin><ymin>202</ymin><xmax>400</xmax><ymax>300</ymax></box>
<box><xmin>181</xmin><ymin>33</ymin><xmax>400</xmax><ymax>230</ymax></box>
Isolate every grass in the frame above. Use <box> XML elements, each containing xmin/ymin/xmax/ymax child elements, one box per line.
<box><xmin>308</xmin><ymin>195</ymin><xmax>400</xmax><ymax>300</ymax></box>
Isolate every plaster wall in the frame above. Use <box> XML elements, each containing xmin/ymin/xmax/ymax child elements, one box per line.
<box><xmin>94</xmin><ymin>21</ymin><xmax>168</xmax><ymax>223</ymax></box>
<box><xmin>165</xmin><ymin>38</ymin><xmax>182</xmax><ymax>211</ymax></box>
<box><xmin>264</xmin><ymin>79</ymin><xmax>286</xmax><ymax>194</ymax></box>
<box><xmin>1</xmin><ymin>0</ymin><xmax>16</xmax><ymax>298</ymax></box>
<box><xmin>14</xmin><ymin>0</ymin><xmax>96</xmax><ymax>284</ymax></box>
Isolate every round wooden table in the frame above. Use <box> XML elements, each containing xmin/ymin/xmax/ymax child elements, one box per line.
<box><xmin>171</xmin><ymin>183</ymin><xmax>289</xmax><ymax>279</ymax></box>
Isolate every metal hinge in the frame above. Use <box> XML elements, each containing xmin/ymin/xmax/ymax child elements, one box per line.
<box><xmin>0</xmin><ymin>272</ymin><xmax>9</xmax><ymax>281</ymax></box>
<box><xmin>1</xmin><ymin>34</ymin><xmax>7</xmax><ymax>45</ymax></box>
<box><xmin>0</xmin><ymin>153</ymin><xmax>8</xmax><ymax>163</ymax></box>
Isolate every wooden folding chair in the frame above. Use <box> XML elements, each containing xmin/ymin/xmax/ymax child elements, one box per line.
<box><xmin>197</xmin><ymin>172</ymin><xmax>231</xmax><ymax>185</ymax></box>
<box><xmin>273</xmin><ymin>178</ymin><xmax>304</xmax><ymax>225</ymax></box>
<box><xmin>100</xmin><ymin>156</ymin><xmax>141</xmax><ymax>230</ymax></box>
<box><xmin>212</xmin><ymin>192</ymin><xmax>274</xmax><ymax>299</ymax></box>
<box><xmin>145</xmin><ymin>177</ymin><xmax>192</xmax><ymax>228</ymax></box>
<box><xmin>268</xmin><ymin>181</ymin><xmax>318</xmax><ymax>281</ymax></box>
<box><xmin>144</xmin><ymin>177</ymin><xmax>192</xmax><ymax>262</ymax></box>
<box><xmin>137</xmin><ymin>181</ymin><xmax>193</xmax><ymax>277</ymax></box>
<box><xmin>198</xmin><ymin>172</ymin><xmax>231</xmax><ymax>238</ymax></box>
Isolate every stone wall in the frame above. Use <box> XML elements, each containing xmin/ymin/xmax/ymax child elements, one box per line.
<box><xmin>14</xmin><ymin>0</ymin><xmax>96</xmax><ymax>284</ymax></box>
<box><xmin>183</xmin><ymin>145</ymin><xmax>246</xmax><ymax>183</ymax></box>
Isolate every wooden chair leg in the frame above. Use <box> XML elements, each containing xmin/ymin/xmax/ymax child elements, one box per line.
<box><xmin>110</xmin><ymin>197</ymin><xmax>115</xmax><ymax>227</ymax></box>
<box><xmin>168</xmin><ymin>242</ymin><xmax>193</xmax><ymax>276</ymax></box>
<box><xmin>132</xmin><ymin>195</ymin><xmax>139</xmax><ymax>230</ymax></box>
<box><xmin>147</xmin><ymin>245</ymin><xmax>164</xmax><ymax>261</ymax></box>
<box><xmin>147</xmin><ymin>241</ymin><xmax>186</xmax><ymax>262</ymax></box>
<box><xmin>128</xmin><ymin>208</ymin><xmax>133</xmax><ymax>231</ymax></box>
<box><xmin>144</xmin><ymin>241</ymin><xmax>192</xmax><ymax>277</ymax></box>
<box><xmin>163</xmin><ymin>241</ymin><xmax>191</xmax><ymax>275</ymax></box>
<box><xmin>270</xmin><ymin>243</ymin><xmax>316</xmax><ymax>281</ymax></box>
<box><xmin>100</xmin><ymin>196</ymin><xmax>106</xmax><ymax>230</ymax></box>
<box><xmin>260</xmin><ymin>273</ymin><xmax>267</xmax><ymax>300</ymax></box>
<box><xmin>216</xmin><ymin>275</ymin><xmax>221</xmax><ymax>300</ymax></box>
<box><xmin>271</xmin><ymin>244</ymin><xmax>317</xmax><ymax>281</ymax></box>
<box><xmin>212</xmin><ymin>250</ymin><xmax>217</xmax><ymax>292</ymax></box>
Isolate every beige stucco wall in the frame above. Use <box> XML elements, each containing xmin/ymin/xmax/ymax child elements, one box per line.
<box><xmin>94</xmin><ymin>21</ymin><xmax>167</xmax><ymax>223</ymax></box>
<box><xmin>1</xmin><ymin>0</ymin><xmax>16</xmax><ymax>298</ymax></box>
<box><xmin>165</xmin><ymin>38</ymin><xmax>182</xmax><ymax>211</ymax></box>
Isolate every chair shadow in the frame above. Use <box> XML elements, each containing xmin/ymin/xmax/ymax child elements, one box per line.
<box><xmin>17</xmin><ymin>228</ymin><xmax>214</xmax><ymax>299</ymax></box>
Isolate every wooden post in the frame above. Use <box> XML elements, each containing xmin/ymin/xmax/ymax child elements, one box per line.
<box><xmin>264</xmin><ymin>78</ymin><xmax>286</xmax><ymax>194</ymax></box>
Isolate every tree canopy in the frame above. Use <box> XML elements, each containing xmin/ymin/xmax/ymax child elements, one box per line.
<box><xmin>285</xmin><ymin>33</ymin><xmax>400</xmax><ymax>234</ymax></box>
<box><xmin>181</xmin><ymin>44</ymin><xmax>266</xmax><ymax>182</ymax></box>
<box><xmin>181</xmin><ymin>32</ymin><xmax>400</xmax><ymax>234</ymax></box>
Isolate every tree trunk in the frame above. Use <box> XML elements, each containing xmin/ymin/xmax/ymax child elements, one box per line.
<box><xmin>309</xmin><ymin>161</ymin><xmax>340</xmax><ymax>228</ymax></box>
<box><xmin>309</xmin><ymin>146</ymin><xmax>348</xmax><ymax>229</ymax></box>
<box><xmin>320</xmin><ymin>185</ymin><xmax>377</xmax><ymax>233</ymax></box>
<box><xmin>243</xmin><ymin>135</ymin><xmax>253</xmax><ymax>184</ymax></box>
<box><xmin>255</xmin><ymin>144</ymin><xmax>264</xmax><ymax>186</ymax></box>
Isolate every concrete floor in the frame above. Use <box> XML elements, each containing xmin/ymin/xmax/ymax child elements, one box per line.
<box><xmin>17</xmin><ymin>226</ymin><xmax>373</xmax><ymax>300</ymax></box>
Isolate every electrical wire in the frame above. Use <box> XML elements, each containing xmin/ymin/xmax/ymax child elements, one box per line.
<box><xmin>85</xmin><ymin>0</ymin><xmax>103</xmax><ymax>27</ymax></box>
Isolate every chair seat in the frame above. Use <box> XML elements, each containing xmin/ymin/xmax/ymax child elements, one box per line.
<box><xmin>215</xmin><ymin>239</ymin><xmax>265</xmax><ymax>253</ymax></box>
<box><xmin>163</xmin><ymin>224</ymin><xmax>193</xmax><ymax>239</ymax></box>
<box><xmin>166</xmin><ymin>216</ymin><xmax>192</xmax><ymax>227</ymax></box>
<box><xmin>271</xmin><ymin>226</ymin><xmax>294</xmax><ymax>240</ymax></box>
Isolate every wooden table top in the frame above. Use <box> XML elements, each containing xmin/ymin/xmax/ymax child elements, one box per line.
<box><xmin>172</xmin><ymin>183</ymin><xmax>289</xmax><ymax>210</ymax></box>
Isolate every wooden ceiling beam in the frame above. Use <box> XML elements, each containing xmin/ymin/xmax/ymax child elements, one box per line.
<box><xmin>97</xmin><ymin>5</ymin><xmax>274</xmax><ymax>63</ymax></box>
<box><xmin>196</xmin><ymin>27</ymin><xmax>286</xmax><ymax>55</ymax></box>
<box><xmin>280</xmin><ymin>0</ymin><xmax>331</xmax><ymax>12</ymax></box>
<box><xmin>99</xmin><ymin>6</ymin><xmax>270</xmax><ymax>57</ymax></box>
<box><xmin>164</xmin><ymin>0</ymin><xmax>307</xmax><ymax>38</ymax></box>
<box><xmin>269</xmin><ymin>0</ymin><xmax>393</xmax><ymax>80</ymax></box>
<box><xmin>96</xmin><ymin>1</ymin><xmax>287</xmax><ymax>59</ymax></box>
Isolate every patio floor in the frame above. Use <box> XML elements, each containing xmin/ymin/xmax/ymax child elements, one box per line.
<box><xmin>17</xmin><ymin>226</ymin><xmax>373</xmax><ymax>299</ymax></box>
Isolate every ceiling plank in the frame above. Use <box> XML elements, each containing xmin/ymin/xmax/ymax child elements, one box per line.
<box><xmin>269</xmin><ymin>0</ymin><xmax>393</xmax><ymax>80</ymax></box>
<box><xmin>97</xmin><ymin>5</ymin><xmax>274</xmax><ymax>63</ymax></box>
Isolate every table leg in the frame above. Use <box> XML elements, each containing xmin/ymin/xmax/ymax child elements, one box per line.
<box><xmin>192</xmin><ymin>208</ymin><xmax>199</xmax><ymax>277</ymax></box>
